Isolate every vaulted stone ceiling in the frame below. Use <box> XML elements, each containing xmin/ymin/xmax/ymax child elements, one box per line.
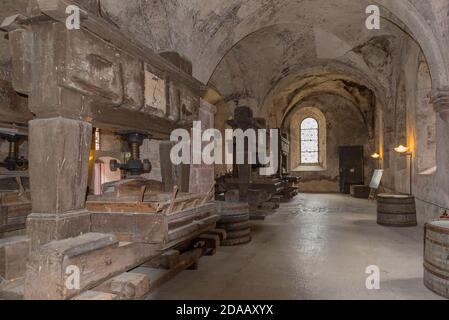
<box><xmin>93</xmin><ymin>0</ymin><xmax>446</xmax><ymax>122</ymax></box>
<box><xmin>1</xmin><ymin>0</ymin><xmax>447</xmax><ymax>121</ymax></box>
<box><xmin>99</xmin><ymin>0</ymin><xmax>410</xmax><ymax>82</ymax></box>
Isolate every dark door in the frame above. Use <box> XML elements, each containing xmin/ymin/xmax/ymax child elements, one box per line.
<box><xmin>339</xmin><ymin>146</ymin><xmax>364</xmax><ymax>194</ymax></box>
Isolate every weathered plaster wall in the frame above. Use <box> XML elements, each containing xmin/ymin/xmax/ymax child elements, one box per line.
<box><xmin>377</xmin><ymin>39</ymin><xmax>449</xmax><ymax>225</ymax></box>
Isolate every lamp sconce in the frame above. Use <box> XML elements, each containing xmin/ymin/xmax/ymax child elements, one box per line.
<box><xmin>394</xmin><ymin>145</ymin><xmax>412</xmax><ymax>156</ymax></box>
<box><xmin>371</xmin><ymin>152</ymin><xmax>380</xmax><ymax>159</ymax></box>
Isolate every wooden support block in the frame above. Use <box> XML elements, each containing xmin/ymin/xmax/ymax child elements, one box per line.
<box><xmin>205</xmin><ymin>229</ymin><xmax>227</xmax><ymax>241</ymax></box>
<box><xmin>24</xmin><ymin>233</ymin><xmax>159</xmax><ymax>300</ymax></box>
<box><xmin>260</xmin><ymin>201</ymin><xmax>279</xmax><ymax>210</ymax></box>
<box><xmin>187</xmin><ymin>261</ymin><xmax>199</xmax><ymax>270</ymax></box>
<box><xmin>132</xmin><ymin>248</ymin><xmax>202</xmax><ymax>293</ymax></box>
<box><xmin>142</xmin><ymin>250</ymin><xmax>180</xmax><ymax>270</ymax></box>
<box><xmin>0</xmin><ymin>278</ymin><xmax>24</xmax><ymax>300</ymax></box>
<box><xmin>195</xmin><ymin>234</ymin><xmax>220</xmax><ymax>256</ymax></box>
<box><xmin>27</xmin><ymin>118</ymin><xmax>92</xmax><ymax>248</ymax></box>
<box><xmin>0</xmin><ymin>236</ymin><xmax>30</xmax><ymax>281</ymax></box>
<box><xmin>72</xmin><ymin>291</ymin><xmax>119</xmax><ymax>301</ymax></box>
<box><xmin>94</xmin><ymin>272</ymin><xmax>150</xmax><ymax>300</ymax></box>
<box><xmin>28</xmin><ymin>118</ymin><xmax>92</xmax><ymax>214</ymax></box>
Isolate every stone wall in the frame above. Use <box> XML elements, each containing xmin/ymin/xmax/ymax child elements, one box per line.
<box><xmin>376</xmin><ymin>38</ymin><xmax>449</xmax><ymax>226</ymax></box>
<box><xmin>286</xmin><ymin>96</ymin><xmax>373</xmax><ymax>193</ymax></box>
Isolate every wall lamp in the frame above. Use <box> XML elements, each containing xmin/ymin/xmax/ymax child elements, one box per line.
<box><xmin>371</xmin><ymin>152</ymin><xmax>381</xmax><ymax>169</ymax></box>
<box><xmin>394</xmin><ymin>145</ymin><xmax>413</xmax><ymax>195</ymax></box>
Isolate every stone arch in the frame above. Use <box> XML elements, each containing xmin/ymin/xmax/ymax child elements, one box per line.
<box><xmin>373</xmin><ymin>0</ymin><xmax>449</xmax><ymax>91</ymax></box>
<box><xmin>416</xmin><ymin>55</ymin><xmax>437</xmax><ymax>174</ymax></box>
<box><xmin>201</xmin><ymin>1</ymin><xmax>448</xmax><ymax>94</ymax></box>
<box><xmin>257</xmin><ymin>62</ymin><xmax>385</xmax><ymax>134</ymax></box>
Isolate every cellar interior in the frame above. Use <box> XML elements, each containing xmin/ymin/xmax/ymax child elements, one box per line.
<box><xmin>0</xmin><ymin>0</ymin><xmax>448</xmax><ymax>300</ymax></box>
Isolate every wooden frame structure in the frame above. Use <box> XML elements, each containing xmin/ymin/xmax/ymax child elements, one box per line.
<box><xmin>0</xmin><ymin>0</ymin><xmax>219</xmax><ymax>300</ymax></box>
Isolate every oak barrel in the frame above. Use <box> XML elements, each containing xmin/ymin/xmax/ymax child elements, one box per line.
<box><xmin>424</xmin><ymin>220</ymin><xmax>449</xmax><ymax>298</ymax></box>
<box><xmin>376</xmin><ymin>194</ymin><xmax>417</xmax><ymax>227</ymax></box>
<box><xmin>217</xmin><ymin>202</ymin><xmax>251</xmax><ymax>246</ymax></box>
<box><xmin>350</xmin><ymin>185</ymin><xmax>370</xmax><ymax>199</ymax></box>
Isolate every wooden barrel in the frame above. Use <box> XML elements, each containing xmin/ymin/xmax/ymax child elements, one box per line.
<box><xmin>216</xmin><ymin>201</ymin><xmax>251</xmax><ymax>246</ymax></box>
<box><xmin>424</xmin><ymin>220</ymin><xmax>449</xmax><ymax>298</ymax></box>
<box><xmin>350</xmin><ymin>185</ymin><xmax>370</xmax><ymax>199</ymax></box>
<box><xmin>376</xmin><ymin>194</ymin><xmax>417</xmax><ymax>227</ymax></box>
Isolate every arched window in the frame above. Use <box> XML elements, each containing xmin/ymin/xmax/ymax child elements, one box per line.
<box><xmin>300</xmin><ymin>117</ymin><xmax>319</xmax><ymax>164</ymax></box>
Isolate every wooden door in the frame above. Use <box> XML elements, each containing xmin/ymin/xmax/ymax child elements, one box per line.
<box><xmin>339</xmin><ymin>146</ymin><xmax>364</xmax><ymax>194</ymax></box>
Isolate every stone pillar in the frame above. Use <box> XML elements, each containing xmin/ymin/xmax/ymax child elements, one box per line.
<box><xmin>432</xmin><ymin>87</ymin><xmax>449</xmax><ymax>123</ymax></box>
<box><xmin>27</xmin><ymin>118</ymin><xmax>92</xmax><ymax>248</ymax></box>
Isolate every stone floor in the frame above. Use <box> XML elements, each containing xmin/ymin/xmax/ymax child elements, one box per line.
<box><xmin>146</xmin><ymin>193</ymin><xmax>443</xmax><ymax>300</ymax></box>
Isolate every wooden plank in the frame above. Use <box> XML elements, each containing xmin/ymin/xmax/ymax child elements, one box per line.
<box><xmin>90</xmin><ymin>104</ymin><xmax>188</xmax><ymax>140</ymax></box>
<box><xmin>167</xmin><ymin>215</ymin><xmax>220</xmax><ymax>242</ymax></box>
<box><xmin>162</xmin><ymin>222</ymin><xmax>218</xmax><ymax>251</ymax></box>
<box><xmin>0</xmin><ymin>278</ymin><xmax>24</xmax><ymax>300</ymax></box>
<box><xmin>94</xmin><ymin>272</ymin><xmax>150</xmax><ymax>300</ymax></box>
<box><xmin>132</xmin><ymin>248</ymin><xmax>202</xmax><ymax>293</ymax></box>
<box><xmin>141</xmin><ymin>250</ymin><xmax>180</xmax><ymax>270</ymax></box>
<box><xmin>90</xmin><ymin>212</ymin><xmax>167</xmax><ymax>244</ymax></box>
<box><xmin>86</xmin><ymin>201</ymin><xmax>159</xmax><ymax>214</ymax></box>
<box><xmin>72</xmin><ymin>290</ymin><xmax>118</xmax><ymax>300</ymax></box>
<box><xmin>166</xmin><ymin>202</ymin><xmax>217</xmax><ymax>222</ymax></box>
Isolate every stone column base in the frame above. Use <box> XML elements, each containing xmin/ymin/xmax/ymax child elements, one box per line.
<box><xmin>27</xmin><ymin>210</ymin><xmax>91</xmax><ymax>250</ymax></box>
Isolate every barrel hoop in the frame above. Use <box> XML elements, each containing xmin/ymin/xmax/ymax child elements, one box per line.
<box><xmin>377</xmin><ymin>211</ymin><xmax>416</xmax><ymax>215</ymax></box>
<box><xmin>426</xmin><ymin>223</ymin><xmax>449</xmax><ymax>236</ymax></box>
<box><xmin>377</xmin><ymin>222</ymin><xmax>417</xmax><ymax>227</ymax></box>
<box><xmin>424</xmin><ymin>261</ymin><xmax>449</xmax><ymax>281</ymax></box>
<box><xmin>219</xmin><ymin>214</ymin><xmax>250</xmax><ymax>224</ymax></box>
<box><xmin>425</xmin><ymin>236</ymin><xmax>449</xmax><ymax>249</ymax></box>
<box><xmin>221</xmin><ymin>235</ymin><xmax>252</xmax><ymax>246</ymax></box>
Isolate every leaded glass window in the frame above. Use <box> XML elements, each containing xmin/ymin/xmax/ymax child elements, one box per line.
<box><xmin>300</xmin><ymin>118</ymin><xmax>319</xmax><ymax>164</ymax></box>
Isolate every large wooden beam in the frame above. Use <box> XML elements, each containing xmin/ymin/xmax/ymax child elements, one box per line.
<box><xmin>27</xmin><ymin>118</ymin><xmax>92</xmax><ymax>249</ymax></box>
<box><xmin>36</xmin><ymin>0</ymin><xmax>204</xmax><ymax>93</ymax></box>
<box><xmin>24</xmin><ymin>233</ymin><xmax>159</xmax><ymax>300</ymax></box>
<box><xmin>89</xmin><ymin>104</ymin><xmax>189</xmax><ymax>140</ymax></box>
<box><xmin>2</xmin><ymin>3</ymin><xmax>202</xmax><ymax>134</ymax></box>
